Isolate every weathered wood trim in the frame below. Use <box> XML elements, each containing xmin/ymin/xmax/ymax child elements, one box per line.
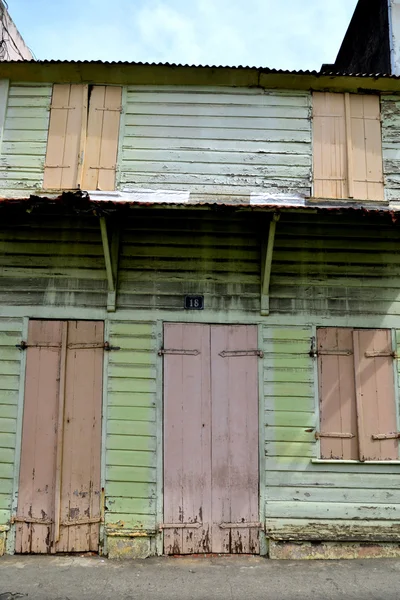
<box><xmin>392</xmin><ymin>329</ymin><xmax>400</xmax><ymax>459</ymax></box>
<box><xmin>115</xmin><ymin>86</ymin><xmax>127</xmax><ymax>190</ymax></box>
<box><xmin>99</xmin><ymin>216</ymin><xmax>117</xmax><ymax>312</ymax></box>
<box><xmin>155</xmin><ymin>319</ymin><xmax>164</xmax><ymax>556</ymax></box>
<box><xmin>6</xmin><ymin>315</ymin><xmax>27</xmax><ymax>555</ymax></box>
<box><xmin>261</xmin><ymin>213</ymin><xmax>280</xmax><ymax>316</ymax></box>
<box><xmin>3</xmin><ymin>64</ymin><xmax>400</xmax><ymax>93</ymax></box>
<box><xmin>0</xmin><ymin>79</ymin><xmax>10</xmax><ymax>156</ymax></box>
<box><xmin>265</xmin><ymin>518</ymin><xmax>400</xmax><ymax>542</ymax></box>
<box><xmin>258</xmin><ymin>324</ymin><xmax>267</xmax><ymax>555</ymax></box>
<box><xmin>100</xmin><ymin>318</ymin><xmax>109</xmax><ymax>552</ymax></box>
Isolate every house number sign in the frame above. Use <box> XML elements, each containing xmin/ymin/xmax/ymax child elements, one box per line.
<box><xmin>184</xmin><ymin>295</ymin><xmax>204</xmax><ymax>310</ymax></box>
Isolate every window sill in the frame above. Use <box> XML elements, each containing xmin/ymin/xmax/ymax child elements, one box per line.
<box><xmin>311</xmin><ymin>459</ymin><xmax>400</xmax><ymax>465</ymax></box>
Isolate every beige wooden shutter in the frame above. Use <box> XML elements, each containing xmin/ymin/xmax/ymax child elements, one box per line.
<box><xmin>317</xmin><ymin>327</ymin><xmax>358</xmax><ymax>460</ymax></box>
<box><xmin>313</xmin><ymin>92</ymin><xmax>348</xmax><ymax>199</ymax></box>
<box><xmin>81</xmin><ymin>86</ymin><xmax>122</xmax><ymax>191</ymax></box>
<box><xmin>43</xmin><ymin>84</ymin><xmax>87</xmax><ymax>190</ymax></box>
<box><xmin>353</xmin><ymin>329</ymin><xmax>398</xmax><ymax>461</ymax></box>
<box><xmin>349</xmin><ymin>95</ymin><xmax>384</xmax><ymax>201</ymax></box>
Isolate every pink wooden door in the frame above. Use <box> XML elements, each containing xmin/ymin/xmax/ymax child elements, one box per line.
<box><xmin>15</xmin><ymin>320</ymin><xmax>103</xmax><ymax>554</ymax></box>
<box><xmin>163</xmin><ymin>324</ymin><xmax>259</xmax><ymax>554</ymax></box>
<box><xmin>163</xmin><ymin>324</ymin><xmax>212</xmax><ymax>554</ymax></box>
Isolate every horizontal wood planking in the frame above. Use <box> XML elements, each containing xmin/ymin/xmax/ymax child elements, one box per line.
<box><xmin>105</xmin><ymin>320</ymin><xmax>158</xmax><ymax>531</ymax></box>
<box><xmin>0</xmin><ymin>317</ymin><xmax>23</xmax><ymax>525</ymax></box>
<box><xmin>118</xmin><ymin>86</ymin><xmax>312</xmax><ymax>201</ymax></box>
<box><xmin>1</xmin><ymin>84</ymin><xmax>51</xmax><ymax>197</ymax></box>
<box><xmin>269</xmin><ymin>213</ymin><xmax>400</xmax><ymax>316</ymax></box>
<box><xmin>381</xmin><ymin>96</ymin><xmax>400</xmax><ymax>201</ymax></box>
<box><xmin>0</xmin><ymin>215</ymin><xmax>108</xmax><ymax>309</ymax></box>
<box><xmin>263</xmin><ymin>325</ymin><xmax>400</xmax><ymax>533</ymax></box>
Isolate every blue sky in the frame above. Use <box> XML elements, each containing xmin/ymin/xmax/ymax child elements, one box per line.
<box><xmin>8</xmin><ymin>0</ymin><xmax>358</xmax><ymax>70</ymax></box>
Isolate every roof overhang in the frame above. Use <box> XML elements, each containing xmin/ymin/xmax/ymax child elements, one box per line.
<box><xmin>1</xmin><ymin>61</ymin><xmax>400</xmax><ymax>93</ymax></box>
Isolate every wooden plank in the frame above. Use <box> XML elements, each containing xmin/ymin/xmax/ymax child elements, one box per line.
<box><xmin>353</xmin><ymin>329</ymin><xmax>398</xmax><ymax>461</ymax></box>
<box><xmin>15</xmin><ymin>320</ymin><xmax>62</xmax><ymax>554</ymax></box>
<box><xmin>57</xmin><ymin>321</ymin><xmax>103</xmax><ymax>553</ymax></box>
<box><xmin>317</xmin><ymin>328</ymin><xmax>358</xmax><ymax>460</ymax></box>
<box><xmin>264</xmin><ymin>501</ymin><xmax>400</xmax><ymax>520</ymax></box>
<box><xmin>163</xmin><ymin>323</ymin><xmax>212</xmax><ymax>555</ymax></box>
<box><xmin>211</xmin><ymin>325</ymin><xmax>259</xmax><ymax>554</ymax></box>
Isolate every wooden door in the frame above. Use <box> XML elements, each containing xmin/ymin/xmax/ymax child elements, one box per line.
<box><xmin>15</xmin><ymin>320</ymin><xmax>103</xmax><ymax>554</ymax></box>
<box><xmin>163</xmin><ymin>324</ymin><xmax>259</xmax><ymax>554</ymax></box>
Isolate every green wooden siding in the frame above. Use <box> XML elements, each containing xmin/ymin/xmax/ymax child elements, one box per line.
<box><xmin>0</xmin><ymin>215</ymin><xmax>107</xmax><ymax>309</ymax></box>
<box><xmin>0</xmin><ymin>84</ymin><xmax>51</xmax><ymax>197</ymax></box>
<box><xmin>0</xmin><ymin>317</ymin><xmax>23</xmax><ymax>526</ymax></box>
<box><xmin>263</xmin><ymin>325</ymin><xmax>400</xmax><ymax>536</ymax></box>
<box><xmin>105</xmin><ymin>320</ymin><xmax>158</xmax><ymax>531</ymax></box>
<box><xmin>381</xmin><ymin>95</ymin><xmax>400</xmax><ymax>203</ymax></box>
<box><xmin>118</xmin><ymin>86</ymin><xmax>312</xmax><ymax>202</ymax></box>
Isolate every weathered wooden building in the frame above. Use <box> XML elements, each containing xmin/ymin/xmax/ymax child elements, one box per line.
<box><xmin>1</xmin><ymin>59</ymin><xmax>400</xmax><ymax>559</ymax></box>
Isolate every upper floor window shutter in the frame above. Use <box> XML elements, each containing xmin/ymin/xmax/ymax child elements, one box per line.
<box><xmin>313</xmin><ymin>92</ymin><xmax>348</xmax><ymax>200</ymax></box>
<box><xmin>317</xmin><ymin>327</ymin><xmax>358</xmax><ymax>460</ymax></box>
<box><xmin>312</xmin><ymin>92</ymin><xmax>384</xmax><ymax>201</ymax></box>
<box><xmin>349</xmin><ymin>95</ymin><xmax>384</xmax><ymax>201</ymax></box>
<box><xmin>81</xmin><ymin>86</ymin><xmax>122</xmax><ymax>191</ymax></box>
<box><xmin>43</xmin><ymin>84</ymin><xmax>87</xmax><ymax>190</ymax></box>
<box><xmin>353</xmin><ymin>329</ymin><xmax>398</xmax><ymax>461</ymax></box>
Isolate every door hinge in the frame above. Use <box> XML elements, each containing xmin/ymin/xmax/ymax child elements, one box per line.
<box><xmin>16</xmin><ymin>340</ymin><xmax>120</xmax><ymax>351</ymax></box>
<box><xmin>219</xmin><ymin>350</ymin><xmax>264</xmax><ymax>358</ymax></box>
<box><xmin>158</xmin><ymin>348</ymin><xmax>200</xmax><ymax>356</ymax></box>
<box><xmin>159</xmin><ymin>522</ymin><xmax>202</xmax><ymax>529</ymax></box>
<box><xmin>219</xmin><ymin>522</ymin><xmax>262</xmax><ymax>529</ymax></box>
<box><xmin>315</xmin><ymin>432</ymin><xmax>355</xmax><ymax>439</ymax></box>
<box><xmin>371</xmin><ymin>432</ymin><xmax>400</xmax><ymax>440</ymax></box>
<box><xmin>365</xmin><ymin>351</ymin><xmax>397</xmax><ymax>359</ymax></box>
<box><xmin>309</xmin><ymin>337</ymin><xmax>353</xmax><ymax>358</ymax></box>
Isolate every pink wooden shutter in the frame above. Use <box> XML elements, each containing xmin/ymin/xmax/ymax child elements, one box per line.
<box><xmin>43</xmin><ymin>84</ymin><xmax>87</xmax><ymax>190</ymax></box>
<box><xmin>313</xmin><ymin>92</ymin><xmax>348</xmax><ymax>199</ymax></box>
<box><xmin>317</xmin><ymin>327</ymin><xmax>358</xmax><ymax>460</ymax></box>
<box><xmin>81</xmin><ymin>86</ymin><xmax>122</xmax><ymax>191</ymax></box>
<box><xmin>350</xmin><ymin>95</ymin><xmax>384</xmax><ymax>201</ymax></box>
<box><xmin>353</xmin><ymin>329</ymin><xmax>398</xmax><ymax>461</ymax></box>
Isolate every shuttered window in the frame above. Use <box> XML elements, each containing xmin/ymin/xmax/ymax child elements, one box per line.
<box><xmin>317</xmin><ymin>327</ymin><xmax>398</xmax><ymax>461</ymax></box>
<box><xmin>313</xmin><ymin>92</ymin><xmax>384</xmax><ymax>201</ymax></box>
<box><xmin>44</xmin><ymin>84</ymin><xmax>122</xmax><ymax>191</ymax></box>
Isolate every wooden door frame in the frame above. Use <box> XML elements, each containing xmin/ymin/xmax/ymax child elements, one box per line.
<box><xmin>159</xmin><ymin>321</ymin><xmax>266</xmax><ymax>555</ymax></box>
<box><xmin>8</xmin><ymin>317</ymin><xmax>107</xmax><ymax>555</ymax></box>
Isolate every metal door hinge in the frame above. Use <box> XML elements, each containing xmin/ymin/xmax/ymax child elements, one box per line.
<box><xmin>16</xmin><ymin>340</ymin><xmax>120</xmax><ymax>351</ymax></box>
<box><xmin>309</xmin><ymin>337</ymin><xmax>353</xmax><ymax>358</ymax></box>
<box><xmin>160</xmin><ymin>522</ymin><xmax>202</xmax><ymax>529</ymax></box>
<box><xmin>372</xmin><ymin>432</ymin><xmax>400</xmax><ymax>440</ymax></box>
<box><xmin>315</xmin><ymin>432</ymin><xmax>355</xmax><ymax>440</ymax></box>
<box><xmin>219</xmin><ymin>522</ymin><xmax>261</xmax><ymax>529</ymax></box>
<box><xmin>158</xmin><ymin>348</ymin><xmax>200</xmax><ymax>356</ymax></box>
<box><xmin>219</xmin><ymin>350</ymin><xmax>264</xmax><ymax>358</ymax></box>
<box><xmin>365</xmin><ymin>351</ymin><xmax>397</xmax><ymax>359</ymax></box>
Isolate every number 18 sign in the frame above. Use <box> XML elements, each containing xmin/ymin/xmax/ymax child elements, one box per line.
<box><xmin>184</xmin><ymin>295</ymin><xmax>204</xmax><ymax>310</ymax></box>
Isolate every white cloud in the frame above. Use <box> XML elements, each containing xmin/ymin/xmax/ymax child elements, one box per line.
<box><xmin>10</xmin><ymin>0</ymin><xmax>358</xmax><ymax>69</ymax></box>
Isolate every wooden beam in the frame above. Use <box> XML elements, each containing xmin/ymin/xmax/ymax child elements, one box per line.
<box><xmin>344</xmin><ymin>92</ymin><xmax>354</xmax><ymax>199</ymax></box>
<box><xmin>99</xmin><ymin>216</ymin><xmax>119</xmax><ymax>312</ymax></box>
<box><xmin>261</xmin><ymin>213</ymin><xmax>280</xmax><ymax>316</ymax></box>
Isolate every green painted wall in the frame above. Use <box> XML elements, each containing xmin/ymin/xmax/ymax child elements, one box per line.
<box><xmin>0</xmin><ymin>83</ymin><xmax>51</xmax><ymax>197</ymax></box>
<box><xmin>1</xmin><ymin>210</ymin><xmax>400</xmax><ymax>547</ymax></box>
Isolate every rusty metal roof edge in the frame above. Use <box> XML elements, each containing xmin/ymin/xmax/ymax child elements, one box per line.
<box><xmin>1</xmin><ymin>59</ymin><xmax>400</xmax><ymax>79</ymax></box>
<box><xmin>0</xmin><ymin>192</ymin><xmax>399</xmax><ymax>220</ymax></box>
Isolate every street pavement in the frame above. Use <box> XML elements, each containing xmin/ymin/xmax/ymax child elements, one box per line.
<box><xmin>1</xmin><ymin>555</ymin><xmax>400</xmax><ymax>600</ymax></box>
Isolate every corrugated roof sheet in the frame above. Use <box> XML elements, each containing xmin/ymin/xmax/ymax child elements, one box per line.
<box><xmin>2</xmin><ymin>59</ymin><xmax>399</xmax><ymax>78</ymax></box>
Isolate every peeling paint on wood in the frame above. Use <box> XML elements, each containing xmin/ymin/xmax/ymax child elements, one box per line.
<box><xmin>269</xmin><ymin>540</ymin><xmax>400</xmax><ymax>560</ymax></box>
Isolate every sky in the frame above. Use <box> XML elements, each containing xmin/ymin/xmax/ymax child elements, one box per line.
<box><xmin>7</xmin><ymin>0</ymin><xmax>358</xmax><ymax>70</ymax></box>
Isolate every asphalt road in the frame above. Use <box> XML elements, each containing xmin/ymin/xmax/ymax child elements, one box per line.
<box><xmin>1</xmin><ymin>555</ymin><xmax>400</xmax><ymax>600</ymax></box>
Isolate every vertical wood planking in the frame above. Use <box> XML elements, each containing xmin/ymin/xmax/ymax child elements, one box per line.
<box><xmin>210</xmin><ymin>325</ymin><xmax>259</xmax><ymax>554</ymax></box>
<box><xmin>15</xmin><ymin>320</ymin><xmax>62</xmax><ymax>553</ymax></box>
<box><xmin>43</xmin><ymin>84</ymin><xmax>85</xmax><ymax>190</ymax></box>
<box><xmin>82</xmin><ymin>86</ymin><xmax>122</xmax><ymax>191</ymax></box>
<box><xmin>163</xmin><ymin>324</ymin><xmax>211</xmax><ymax>554</ymax></box>
<box><xmin>317</xmin><ymin>328</ymin><xmax>358</xmax><ymax>460</ymax></box>
<box><xmin>350</xmin><ymin>95</ymin><xmax>384</xmax><ymax>201</ymax></box>
<box><xmin>313</xmin><ymin>92</ymin><xmax>347</xmax><ymax>199</ymax></box>
<box><xmin>353</xmin><ymin>329</ymin><xmax>397</xmax><ymax>461</ymax></box>
<box><xmin>57</xmin><ymin>321</ymin><xmax>103</xmax><ymax>552</ymax></box>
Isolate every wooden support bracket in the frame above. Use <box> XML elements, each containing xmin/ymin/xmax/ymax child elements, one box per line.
<box><xmin>99</xmin><ymin>216</ymin><xmax>120</xmax><ymax>312</ymax></box>
<box><xmin>261</xmin><ymin>213</ymin><xmax>280</xmax><ymax>316</ymax></box>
